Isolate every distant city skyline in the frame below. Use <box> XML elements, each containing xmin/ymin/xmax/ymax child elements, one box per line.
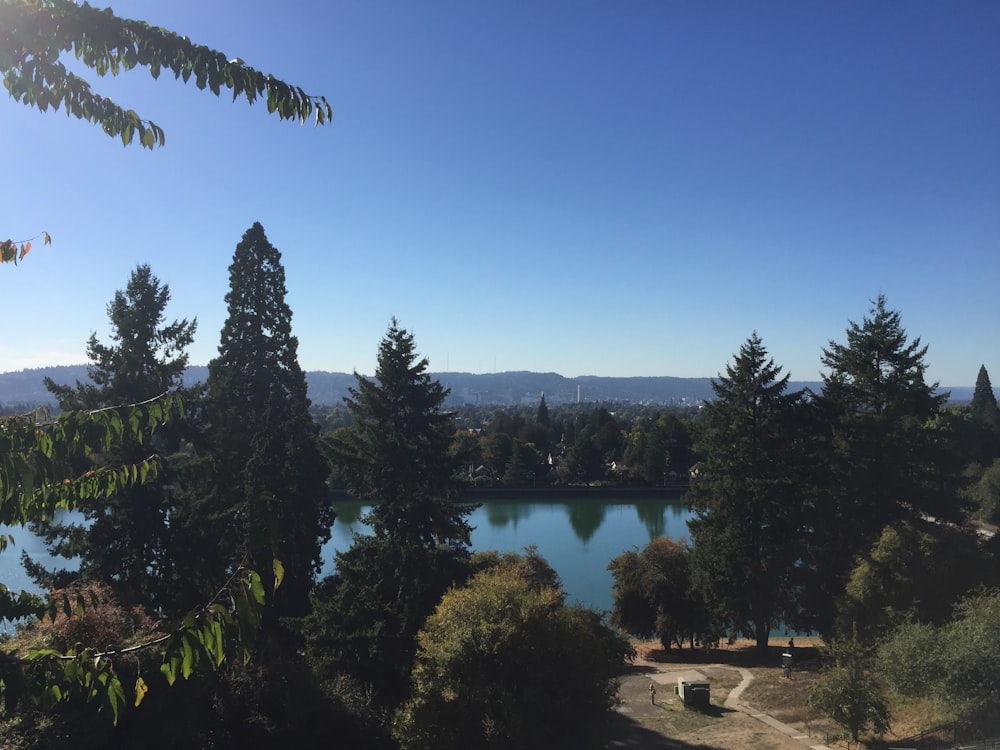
<box><xmin>2</xmin><ymin>1</ymin><xmax>997</xmax><ymax>387</ymax></box>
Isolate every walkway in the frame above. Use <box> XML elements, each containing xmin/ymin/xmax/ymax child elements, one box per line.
<box><xmin>639</xmin><ymin>660</ymin><xmax>835</xmax><ymax>750</ymax></box>
<box><xmin>725</xmin><ymin>666</ymin><xmax>833</xmax><ymax>750</ymax></box>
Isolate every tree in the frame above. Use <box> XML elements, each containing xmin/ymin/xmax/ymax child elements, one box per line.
<box><xmin>304</xmin><ymin>320</ymin><xmax>475</xmax><ymax>707</ymax></box>
<box><xmin>560</xmin><ymin>407</ymin><xmax>622</xmax><ymax>484</ymax></box>
<box><xmin>194</xmin><ymin>222</ymin><xmax>331</xmax><ymax>625</ymax></box>
<box><xmin>608</xmin><ymin>536</ymin><xmax>706</xmax><ymax>650</ymax></box>
<box><xmin>394</xmin><ymin>554</ymin><xmax>633</xmax><ymax>750</ymax></box>
<box><xmin>878</xmin><ymin>591</ymin><xmax>1000</xmax><ymax>725</ymax></box>
<box><xmin>971</xmin><ymin>365</ymin><xmax>1000</xmax><ymax>433</ymax></box>
<box><xmin>0</xmin><ymin>390</ymin><xmax>275</xmax><ymax>728</ymax></box>
<box><xmin>836</xmin><ymin>521</ymin><xmax>990</xmax><ymax>642</ymax></box>
<box><xmin>810</xmin><ymin>629</ymin><xmax>890</xmax><ymax>747</ymax></box>
<box><xmin>806</xmin><ymin>295</ymin><xmax>961</xmax><ymax>634</ymax></box>
<box><xmin>34</xmin><ymin>264</ymin><xmax>196</xmax><ymax>610</ymax></box>
<box><xmin>968</xmin><ymin>365</ymin><xmax>1000</xmax><ymax>464</ymax></box>
<box><xmin>686</xmin><ymin>333</ymin><xmax>805</xmax><ymax>651</ymax></box>
<box><xmin>0</xmin><ymin>0</ymin><xmax>331</xmax><ymax>151</ymax></box>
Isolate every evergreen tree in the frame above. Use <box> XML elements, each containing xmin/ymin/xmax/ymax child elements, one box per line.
<box><xmin>192</xmin><ymin>223</ymin><xmax>331</xmax><ymax>624</ymax></box>
<box><xmin>969</xmin><ymin>365</ymin><xmax>1000</xmax><ymax>463</ymax></box>
<box><xmin>303</xmin><ymin>319</ymin><xmax>474</xmax><ymax>707</ymax></box>
<box><xmin>536</xmin><ymin>393</ymin><xmax>550</xmax><ymax>428</ymax></box>
<box><xmin>35</xmin><ymin>264</ymin><xmax>195</xmax><ymax>609</ymax></box>
<box><xmin>971</xmin><ymin>365</ymin><xmax>1000</xmax><ymax>431</ymax></box>
<box><xmin>805</xmin><ymin>295</ymin><xmax>961</xmax><ymax>634</ymax></box>
<box><xmin>686</xmin><ymin>333</ymin><xmax>805</xmax><ymax>652</ymax></box>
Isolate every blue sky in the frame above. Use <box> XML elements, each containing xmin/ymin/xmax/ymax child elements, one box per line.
<box><xmin>2</xmin><ymin>1</ymin><xmax>997</xmax><ymax>386</ymax></box>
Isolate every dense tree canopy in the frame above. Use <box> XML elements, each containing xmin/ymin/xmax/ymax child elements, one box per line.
<box><xmin>34</xmin><ymin>264</ymin><xmax>195</xmax><ymax>611</ymax></box>
<box><xmin>305</xmin><ymin>320</ymin><xmax>475</xmax><ymax>707</ymax></box>
<box><xmin>805</xmin><ymin>295</ymin><xmax>962</xmax><ymax>634</ymax></box>
<box><xmin>196</xmin><ymin>223</ymin><xmax>331</xmax><ymax>624</ymax></box>
<box><xmin>878</xmin><ymin>591</ymin><xmax>1000</xmax><ymax>724</ymax></box>
<box><xmin>395</xmin><ymin>554</ymin><xmax>632</xmax><ymax>750</ymax></box>
<box><xmin>609</xmin><ymin>536</ymin><xmax>705</xmax><ymax>650</ymax></box>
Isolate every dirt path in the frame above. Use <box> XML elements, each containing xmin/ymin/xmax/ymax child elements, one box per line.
<box><xmin>608</xmin><ymin>642</ymin><xmax>837</xmax><ymax>750</ymax></box>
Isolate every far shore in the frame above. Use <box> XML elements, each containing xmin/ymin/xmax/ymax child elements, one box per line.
<box><xmin>328</xmin><ymin>484</ymin><xmax>689</xmax><ymax>502</ymax></box>
<box><xmin>460</xmin><ymin>484</ymin><xmax>689</xmax><ymax>500</ymax></box>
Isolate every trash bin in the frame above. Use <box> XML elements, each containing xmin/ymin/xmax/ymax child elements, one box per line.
<box><xmin>677</xmin><ymin>678</ymin><xmax>710</xmax><ymax>709</ymax></box>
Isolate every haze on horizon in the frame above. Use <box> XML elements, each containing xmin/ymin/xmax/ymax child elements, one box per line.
<box><xmin>2</xmin><ymin>2</ymin><xmax>996</xmax><ymax>388</ymax></box>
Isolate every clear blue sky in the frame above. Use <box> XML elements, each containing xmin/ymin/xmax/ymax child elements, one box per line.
<box><xmin>2</xmin><ymin>1</ymin><xmax>997</xmax><ymax>386</ymax></box>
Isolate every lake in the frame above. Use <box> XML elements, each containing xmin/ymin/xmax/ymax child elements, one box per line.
<box><xmin>323</xmin><ymin>493</ymin><xmax>691</xmax><ymax>614</ymax></box>
<box><xmin>1</xmin><ymin>494</ymin><xmax>692</xmax><ymax>622</ymax></box>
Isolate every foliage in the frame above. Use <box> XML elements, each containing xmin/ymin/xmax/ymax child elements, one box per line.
<box><xmin>623</xmin><ymin>411</ymin><xmax>693</xmax><ymax>485</ymax></box>
<box><xmin>608</xmin><ymin>536</ymin><xmax>706</xmax><ymax>650</ymax></box>
<box><xmin>559</xmin><ymin>407</ymin><xmax>622</xmax><ymax>484</ymax></box>
<box><xmin>394</xmin><ymin>558</ymin><xmax>633</xmax><ymax>750</ymax></box>
<box><xmin>0</xmin><ymin>232</ymin><xmax>50</xmax><ymax>266</ymax></box>
<box><xmin>804</xmin><ymin>295</ymin><xmax>962</xmax><ymax>634</ymax></box>
<box><xmin>198</xmin><ymin>222</ymin><xmax>331</xmax><ymax>624</ymax></box>
<box><xmin>968</xmin><ymin>458</ymin><xmax>1000</xmax><ymax>526</ymax></box>
<box><xmin>306</xmin><ymin>320</ymin><xmax>475</xmax><ymax>707</ymax></box>
<box><xmin>0</xmin><ymin>388</ymin><xmax>277</xmax><ymax>726</ymax></box>
<box><xmin>331</xmin><ymin>318</ymin><xmax>471</xmax><ymax>543</ymax></box>
<box><xmin>971</xmin><ymin>365</ymin><xmax>1000</xmax><ymax>434</ymax></box>
<box><xmin>966</xmin><ymin>365</ymin><xmax>1000</xmax><ymax>465</ymax></box>
<box><xmin>810</xmin><ymin>629</ymin><xmax>890</xmax><ymax>745</ymax></box>
<box><xmin>0</xmin><ymin>0</ymin><xmax>331</xmax><ymax>150</ymax></box>
<box><xmin>878</xmin><ymin>590</ymin><xmax>1000</xmax><ymax>724</ymax></box>
<box><xmin>837</xmin><ymin>521</ymin><xmax>991</xmax><ymax>642</ymax></box>
<box><xmin>686</xmin><ymin>333</ymin><xmax>806</xmax><ymax>650</ymax></box>
<box><xmin>34</xmin><ymin>265</ymin><xmax>196</xmax><ymax>611</ymax></box>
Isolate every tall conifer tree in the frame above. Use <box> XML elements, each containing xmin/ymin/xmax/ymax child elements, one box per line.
<box><xmin>304</xmin><ymin>319</ymin><xmax>473</xmax><ymax>707</ymax></box>
<box><xmin>971</xmin><ymin>365</ymin><xmax>1000</xmax><ymax>434</ymax></box>
<box><xmin>198</xmin><ymin>222</ymin><xmax>331</xmax><ymax>623</ymax></box>
<box><xmin>35</xmin><ymin>264</ymin><xmax>195</xmax><ymax>609</ymax></box>
<box><xmin>686</xmin><ymin>333</ymin><xmax>805</xmax><ymax>651</ymax></box>
<box><xmin>805</xmin><ymin>295</ymin><xmax>961</xmax><ymax>634</ymax></box>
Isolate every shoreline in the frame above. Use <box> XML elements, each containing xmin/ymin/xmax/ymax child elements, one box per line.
<box><xmin>328</xmin><ymin>484</ymin><xmax>690</xmax><ymax>502</ymax></box>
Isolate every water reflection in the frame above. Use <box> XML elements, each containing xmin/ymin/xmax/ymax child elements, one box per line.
<box><xmin>565</xmin><ymin>502</ymin><xmax>605</xmax><ymax>544</ymax></box>
<box><xmin>323</xmin><ymin>494</ymin><xmax>690</xmax><ymax>612</ymax></box>
<box><xmin>332</xmin><ymin>500</ymin><xmax>364</xmax><ymax>527</ymax></box>
<box><xmin>484</xmin><ymin>501</ymin><xmax>533</xmax><ymax>529</ymax></box>
<box><xmin>634</xmin><ymin>498</ymin><xmax>688</xmax><ymax>540</ymax></box>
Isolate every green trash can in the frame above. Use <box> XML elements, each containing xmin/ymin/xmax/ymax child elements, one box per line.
<box><xmin>677</xmin><ymin>679</ymin><xmax>710</xmax><ymax>709</ymax></box>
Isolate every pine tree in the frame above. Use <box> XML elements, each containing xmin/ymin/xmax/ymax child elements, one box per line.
<box><xmin>334</xmin><ymin>318</ymin><xmax>471</xmax><ymax>548</ymax></box>
<box><xmin>36</xmin><ymin>264</ymin><xmax>195</xmax><ymax>609</ymax></box>
<box><xmin>304</xmin><ymin>319</ymin><xmax>474</xmax><ymax>706</ymax></box>
<box><xmin>805</xmin><ymin>295</ymin><xmax>961</xmax><ymax>634</ymax></box>
<box><xmin>193</xmin><ymin>223</ymin><xmax>331</xmax><ymax>623</ymax></box>
<box><xmin>971</xmin><ymin>365</ymin><xmax>1000</xmax><ymax>434</ymax></box>
<box><xmin>819</xmin><ymin>295</ymin><xmax>955</xmax><ymax>526</ymax></box>
<box><xmin>686</xmin><ymin>333</ymin><xmax>805</xmax><ymax>651</ymax></box>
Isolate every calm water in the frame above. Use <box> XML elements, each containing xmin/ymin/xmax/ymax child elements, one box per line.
<box><xmin>322</xmin><ymin>494</ymin><xmax>691</xmax><ymax>613</ymax></box>
<box><xmin>1</xmin><ymin>496</ymin><xmax>692</xmax><ymax>622</ymax></box>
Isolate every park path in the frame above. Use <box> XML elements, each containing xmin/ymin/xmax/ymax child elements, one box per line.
<box><xmin>628</xmin><ymin>653</ymin><xmax>835</xmax><ymax>750</ymax></box>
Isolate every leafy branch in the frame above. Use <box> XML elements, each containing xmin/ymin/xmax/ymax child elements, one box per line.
<box><xmin>0</xmin><ymin>231</ymin><xmax>51</xmax><ymax>265</ymax></box>
<box><xmin>8</xmin><ymin>561</ymin><xmax>275</xmax><ymax>725</ymax></box>
<box><xmin>0</xmin><ymin>0</ymin><xmax>333</xmax><ymax>149</ymax></box>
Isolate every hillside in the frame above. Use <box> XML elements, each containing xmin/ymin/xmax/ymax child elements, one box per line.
<box><xmin>0</xmin><ymin>365</ymin><xmax>979</xmax><ymax>409</ymax></box>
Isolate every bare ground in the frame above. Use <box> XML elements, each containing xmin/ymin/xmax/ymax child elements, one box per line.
<box><xmin>607</xmin><ymin>637</ymin><xmax>847</xmax><ymax>750</ymax></box>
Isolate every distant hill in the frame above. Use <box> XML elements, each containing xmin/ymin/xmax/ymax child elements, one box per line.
<box><xmin>0</xmin><ymin>365</ymin><xmax>982</xmax><ymax>409</ymax></box>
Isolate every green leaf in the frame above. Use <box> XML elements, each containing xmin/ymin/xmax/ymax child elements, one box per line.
<box><xmin>133</xmin><ymin>675</ymin><xmax>148</xmax><ymax>707</ymax></box>
<box><xmin>160</xmin><ymin>651</ymin><xmax>180</xmax><ymax>686</ymax></box>
<box><xmin>272</xmin><ymin>558</ymin><xmax>284</xmax><ymax>593</ymax></box>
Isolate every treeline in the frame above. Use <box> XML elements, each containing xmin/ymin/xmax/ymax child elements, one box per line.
<box><xmin>3</xmin><ymin>224</ymin><xmax>999</xmax><ymax>747</ymax></box>
<box><xmin>603</xmin><ymin>300</ymin><xmax>1000</xmax><ymax>744</ymax></box>
<box><xmin>0</xmin><ymin>225</ymin><xmax>629</xmax><ymax>750</ymax></box>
